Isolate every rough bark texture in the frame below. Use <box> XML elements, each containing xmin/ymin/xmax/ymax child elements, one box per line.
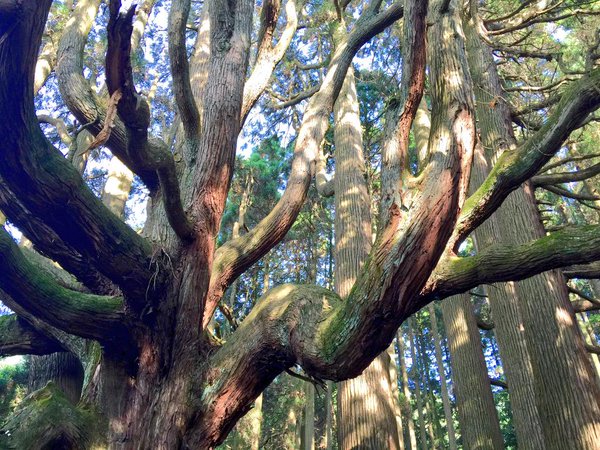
<box><xmin>440</xmin><ymin>294</ymin><xmax>504</xmax><ymax>450</ymax></box>
<box><xmin>334</xmin><ymin>64</ymin><xmax>401</xmax><ymax>450</ymax></box>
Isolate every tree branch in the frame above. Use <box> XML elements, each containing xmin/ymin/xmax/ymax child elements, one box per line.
<box><xmin>55</xmin><ymin>0</ymin><xmax>159</xmax><ymax>189</ymax></box>
<box><xmin>0</xmin><ymin>314</ymin><xmax>64</xmax><ymax>357</ymax></box>
<box><xmin>454</xmin><ymin>68</ymin><xmax>600</xmax><ymax>247</ymax></box>
<box><xmin>564</xmin><ymin>262</ymin><xmax>600</xmax><ymax>279</ymax></box>
<box><xmin>168</xmin><ymin>0</ymin><xmax>200</xmax><ymax>138</ymax></box>
<box><xmin>423</xmin><ymin>225</ymin><xmax>600</xmax><ymax>303</ymax></box>
<box><xmin>532</xmin><ymin>162</ymin><xmax>600</xmax><ymax>186</ymax></box>
<box><xmin>106</xmin><ymin>1</ymin><xmax>194</xmax><ymax>241</ymax></box>
<box><xmin>0</xmin><ymin>228</ymin><xmax>129</xmax><ymax>344</ymax></box>
<box><xmin>204</xmin><ymin>0</ymin><xmax>406</xmax><ymax>328</ymax></box>
<box><xmin>0</xmin><ymin>1</ymin><xmax>155</xmax><ymax>300</ymax></box>
<box><xmin>241</xmin><ymin>0</ymin><xmax>300</xmax><ymax>123</ymax></box>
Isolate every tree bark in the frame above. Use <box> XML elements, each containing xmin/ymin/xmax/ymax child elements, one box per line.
<box><xmin>397</xmin><ymin>329</ymin><xmax>418</xmax><ymax>450</ymax></box>
<box><xmin>440</xmin><ymin>294</ymin><xmax>504</xmax><ymax>450</ymax></box>
<box><xmin>334</xmin><ymin>61</ymin><xmax>400</xmax><ymax>450</ymax></box>
<box><xmin>427</xmin><ymin>303</ymin><xmax>457</xmax><ymax>450</ymax></box>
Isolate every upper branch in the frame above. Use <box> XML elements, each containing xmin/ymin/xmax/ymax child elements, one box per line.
<box><xmin>56</xmin><ymin>0</ymin><xmax>159</xmax><ymax>189</ymax></box>
<box><xmin>107</xmin><ymin>1</ymin><xmax>194</xmax><ymax>241</ymax></box>
<box><xmin>168</xmin><ymin>0</ymin><xmax>201</xmax><ymax>139</ymax></box>
<box><xmin>241</xmin><ymin>0</ymin><xmax>300</xmax><ymax>124</ymax></box>
<box><xmin>455</xmin><ymin>68</ymin><xmax>600</xmax><ymax>246</ymax></box>
<box><xmin>0</xmin><ymin>228</ymin><xmax>129</xmax><ymax>344</ymax></box>
<box><xmin>0</xmin><ymin>1</ymin><xmax>154</xmax><ymax>299</ymax></box>
<box><xmin>204</xmin><ymin>0</ymin><xmax>406</xmax><ymax>327</ymax></box>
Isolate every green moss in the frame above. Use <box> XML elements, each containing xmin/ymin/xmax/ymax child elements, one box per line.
<box><xmin>0</xmin><ymin>382</ymin><xmax>106</xmax><ymax>450</ymax></box>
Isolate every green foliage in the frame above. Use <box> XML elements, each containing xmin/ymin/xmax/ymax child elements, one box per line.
<box><xmin>0</xmin><ymin>360</ymin><xmax>28</xmax><ymax>424</ymax></box>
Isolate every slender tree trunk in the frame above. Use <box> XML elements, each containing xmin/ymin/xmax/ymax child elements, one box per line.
<box><xmin>440</xmin><ymin>294</ymin><xmax>504</xmax><ymax>450</ymax></box>
<box><xmin>408</xmin><ymin>320</ymin><xmax>427</xmax><ymax>450</ymax></box>
<box><xmin>334</xmin><ymin>63</ymin><xmax>400</xmax><ymax>450</ymax></box>
<box><xmin>398</xmin><ymin>329</ymin><xmax>418</xmax><ymax>450</ymax></box>
<box><xmin>304</xmin><ymin>382</ymin><xmax>315</xmax><ymax>450</ymax></box>
<box><xmin>416</xmin><ymin>331</ymin><xmax>437</xmax><ymax>448</ymax></box>
<box><xmin>428</xmin><ymin>303</ymin><xmax>457</xmax><ymax>450</ymax></box>
<box><xmin>388</xmin><ymin>342</ymin><xmax>406</xmax><ymax>450</ymax></box>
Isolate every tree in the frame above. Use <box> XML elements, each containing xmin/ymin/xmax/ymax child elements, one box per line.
<box><xmin>1</xmin><ymin>0</ymin><xmax>600</xmax><ymax>448</ymax></box>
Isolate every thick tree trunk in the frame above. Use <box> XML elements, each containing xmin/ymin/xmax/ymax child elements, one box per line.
<box><xmin>440</xmin><ymin>294</ymin><xmax>504</xmax><ymax>450</ymax></box>
<box><xmin>334</xmin><ymin>61</ymin><xmax>400</xmax><ymax>450</ymax></box>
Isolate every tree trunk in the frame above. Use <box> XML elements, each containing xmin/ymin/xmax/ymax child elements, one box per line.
<box><xmin>440</xmin><ymin>294</ymin><xmax>504</xmax><ymax>450</ymax></box>
<box><xmin>27</xmin><ymin>352</ymin><xmax>83</xmax><ymax>405</ymax></box>
<box><xmin>388</xmin><ymin>343</ymin><xmax>406</xmax><ymax>450</ymax></box>
<box><xmin>462</xmin><ymin>5</ymin><xmax>600</xmax><ymax>448</ymax></box>
<box><xmin>428</xmin><ymin>303</ymin><xmax>457</xmax><ymax>450</ymax></box>
<box><xmin>303</xmin><ymin>382</ymin><xmax>315</xmax><ymax>450</ymax></box>
<box><xmin>398</xmin><ymin>329</ymin><xmax>418</xmax><ymax>450</ymax></box>
<box><xmin>407</xmin><ymin>320</ymin><xmax>427</xmax><ymax>450</ymax></box>
<box><xmin>334</xmin><ymin>61</ymin><xmax>400</xmax><ymax>450</ymax></box>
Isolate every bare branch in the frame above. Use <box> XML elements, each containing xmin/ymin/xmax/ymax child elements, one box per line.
<box><xmin>241</xmin><ymin>0</ymin><xmax>300</xmax><ymax>123</ymax></box>
<box><xmin>532</xmin><ymin>162</ymin><xmax>600</xmax><ymax>186</ymax></box>
<box><xmin>106</xmin><ymin>1</ymin><xmax>194</xmax><ymax>241</ymax></box>
<box><xmin>56</xmin><ymin>0</ymin><xmax>159</xmax><ymax>189</ymax></box>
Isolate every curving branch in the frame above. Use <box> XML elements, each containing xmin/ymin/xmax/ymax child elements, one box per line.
<box><xmin>106</xmin><ymin>1</ymin><xmax>194</xmax><ymax>241</ymax></box>
<box><xmin>0</xmin><ymin>227</ymin><xmax>129</xmax><ymax>344</ymax></box>
<box><xmin>193</xmin><ymin>3</ymin><xmax>477</xmax><ymax>445</ymax></box>
<box><xmin>204</xmin><ymin>0</ymin><xmax>406</xmax><ymax>328</ymax></box>
<box><xmin>0</xmin><ymin>1</ymin><xmax>154</xmax><ymax>299</ymax></box>
<box><xmin>454</xmin><ymin>68</ymin><xmax>600</xmax><ymax>247</ymax></box>
<box><xmin>0</xmin><ymin>314</ymin><xmax>64</xmax><ymax>357</ymax></box>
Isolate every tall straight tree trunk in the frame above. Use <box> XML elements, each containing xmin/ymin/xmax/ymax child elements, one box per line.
<box><xmin>416</xmin><ymin>330</ymin><xmax>437</xmax><ymax>448</ymax></box>
<box><xmin>408</xmin><ymin>320</ymin><xmax>427</xmax><ymax>450</ymax></box>
<box><xmin>388</xmin><ymin>342</ymin><xmax>406</xmax><ymax>450</ymax></box>
<box><xmin>428</xmin><ymin>303</ymin><xmax>457</xmax><ymax>450</ymax></box>
<box><xmin>462</xmin><ymin>5</ymin><xmax>600</xmax><ymax>448</ymax></box>
<box><xmin>303</xmin><ymin>382</ymin><xmax>315</xmax><ymax>450</ymax></box>
<box><xmin>334</xmin><ymin>68</ymin><xmax>400</xmax><ymax>450</ymax></box>
<box><xmin>398</xmin><ymin>329</ymin><xmax>418</xmax><ymax>450</ymax></box>
<box><xmin>440</xmin><ymin>294</ymin><xmax>504</xmax><ymax>450</ymax></box>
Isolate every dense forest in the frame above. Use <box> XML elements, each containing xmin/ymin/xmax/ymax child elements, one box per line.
<box><xmin>0</xmin><ymin>0</ymin><xmax>599</xmax><ymax>448</ymax></box>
